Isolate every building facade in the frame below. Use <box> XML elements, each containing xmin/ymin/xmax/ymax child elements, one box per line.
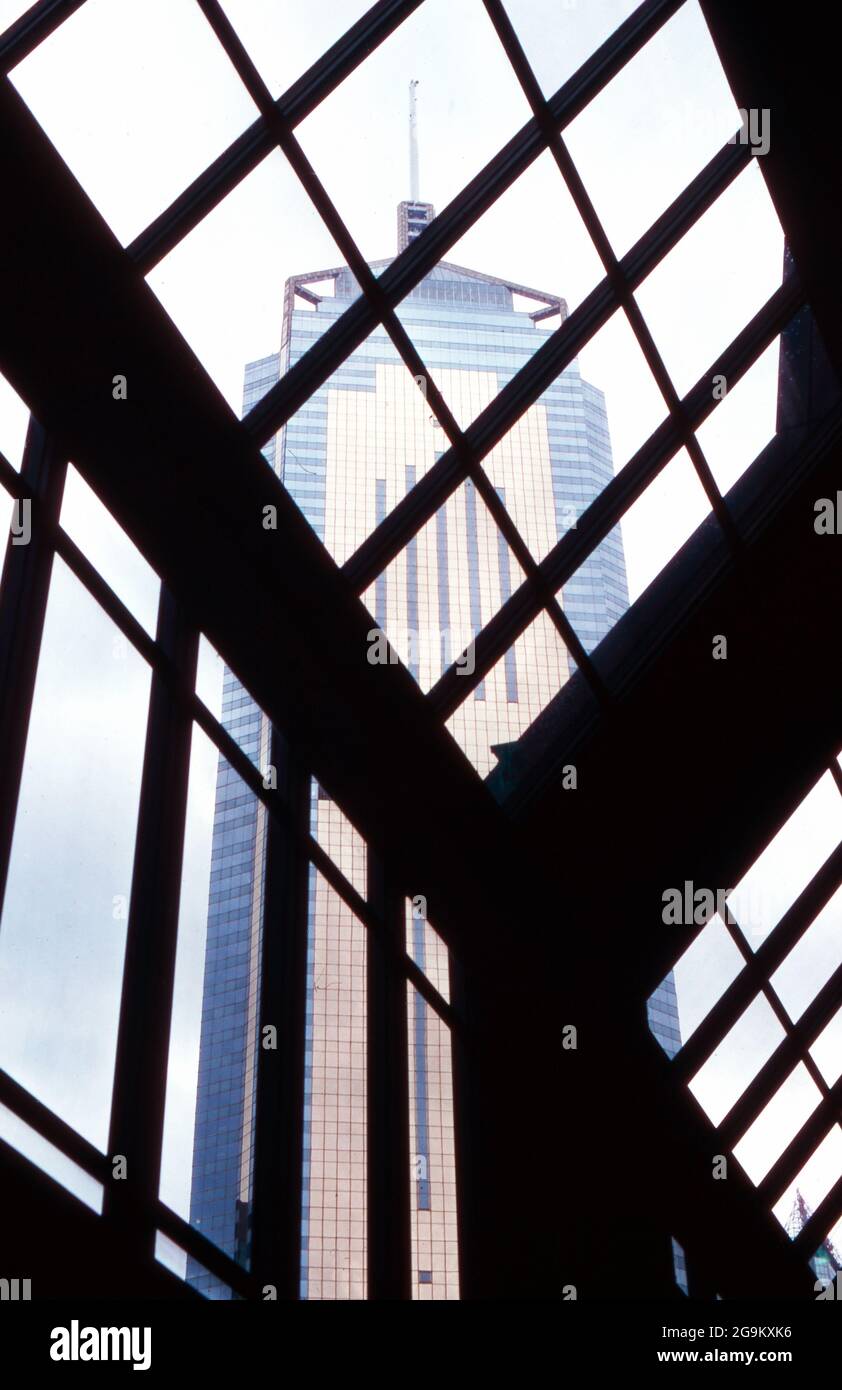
<box><xmin>186</xmin><ymin>204</ymin><xmax>679</xmax><ymax>1298</ymax></box>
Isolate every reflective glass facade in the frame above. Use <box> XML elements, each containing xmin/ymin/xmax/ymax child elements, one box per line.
<box><xmin>188</xmin><ymin>222</ymin><xmax>679</xmax><ymax>1297</ymax></box>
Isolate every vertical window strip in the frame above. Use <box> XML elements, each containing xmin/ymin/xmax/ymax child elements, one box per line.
<box><xmin>374</xmin><ymin>479</ymin><xmax>387</xmax><ymax>629</ymax></box>
<box><xmin>405</xmin><ymin>466</ymin><xmax>419</xmax><ymax>683</ymax></box>
<box><xmin>495</xmin><ymin>486</ymin><xmax>518</xmax><ymax>704</ymax></box>
<box><xmin>463</xmin><ymin>480</ymin><xmax>485</xmax><ymax>701</ymax></box>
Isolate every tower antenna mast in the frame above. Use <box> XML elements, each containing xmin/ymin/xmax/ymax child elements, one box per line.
<box><xmin>409</xmin><ymin>79</ymin><xmax>420</xmax><ymax>202</ymax></box>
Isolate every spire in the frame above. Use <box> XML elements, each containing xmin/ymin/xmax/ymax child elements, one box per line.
<box><xmin>409</xmin><ymin>79</ymin><xmax>420</xmax><ymax>202</ymax></box>
<box><xmin>397</xmin><ymin>80</ymin><xmax>436</xmax><ymax>252</ymax></box>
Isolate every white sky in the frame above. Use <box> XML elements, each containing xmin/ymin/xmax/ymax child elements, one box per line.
<box><xmin>0</xmin><ymin>0</ymin><xmax>838</xmax><ymax>1274</ymax></box>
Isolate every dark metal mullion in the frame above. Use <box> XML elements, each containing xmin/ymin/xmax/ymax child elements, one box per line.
<box><xmin>674</xmin><ymin>838</ymin><xmax>842</xmax><ymax>1085</ymax></box>
<box><xmin>0</xmin><ymin>421</ymin><xmax>65</xmax><ymax>925</ymax></box>
<box><xmin>0</xmin><ymin>1065</ymin><xmax>109</xmax><ymax>1182</ymax></box>
<box><xmin>710</xmin><ymin>904</ymin><xmax>839</xmax><ymax>1128</ymax></box>
<box><xmin>2</xmin><ymin>441</ymin><xmax>168</xmax><ymax>679</ymax></box>
<box><xmin>249</xmin><ymin>728</ymin><xmax>310</xmax><ymax>1299</ymax></box>
<box><xmin>345</xmin><ymin>160</ymin><xmax>749</xmax><ymax>602</ymax></box>
<box><xmin>376</xmin><ymin>0</ymin><xmax>683</xmax><ymax>314</ymax></box>
<box><xmin>536</xmin><ymin>277</ymin><xmax>803</xmax><ymax>599</ymax></box>
<box><xmin>344</xmin><ymin>276</ymin><xmax>620</xmax><ymax>597</ymax></box>
<box><xmin>0</xmin><ymin>1083</ymin><xmax>264</xmax><ymax>1305</ymax></box>
<box><xmin>468</xmin><ymin>463</ymin><xmax>609</xmax><ymax>704</ymax></box>
<box><xmin>153</xmin><ymin>1199</ymin><xmax>263</xmax><ymax>1300</ymax></box>
<box><xmin>127</xmin><ymin>0</ymin><xmax>424</xmax><ymax>272</ymax></box>
<box><xmin>132</xmin><ymin>0</ymin><xmax>675</xmax><ymax>298</ymax></box>
<box><xmin>188</xmin><ymin>697</ymin><xmax>456</xmax><ymax>1028</ymax></box>
<box><xmin>0</xmin><ymin>0</ymin><xmax>86</xmax><ymax>71</ymax></box>
<box><xmin>0</xmin><ymin>482</ymin><xmax>436</xmax><ymax>1027</ymax></box>
<box><xmin>191</xmin><ymin>692</ymin><xmax>458</xmax><ymax>1025</ymax></box>
<box><xmin>757</xmin><ymin>969</ymin><xmax>839</xmax><ymax>1115</ymax></box>
<box><xmin>0</xmin><ymin>448</ymin><xmax>20</xmax><ymax>491</ymax></box>
<box><xmin>545</xmin><ymin>0</ymin><xmax>685</xmax><ymax>129</ymax></box>
<box><xmin>194</xmin><ymin>0</ymin><xmax>383</xmax><ymax>340</ymax></box>
<box><xmin>756</xmin><ymin>1071</ymin><xmax>842</xmax><ymax>1208</ymax></box>
<box><xmin>715</xmin><ymin>962</ymin><xmax>842</xmax><ymax>1151</ymax></box>
<box><xmin>104</xmin><ymin>588</ymin><xmax>199</xmax><ymax>1263</ymax></box>
<box><xmin>545</xmin><ymin>594</ymin><xmax>606</xmax><ymax>694</ymax></box>
<box><xmin>367</xmin><ymin>851</ymin><xmax>412</xmax><ymax>1299</ymax></box>
<box><xmin>394</xmin><ymin>278</ymin><xmax>802</xmax><ymax>719</ymax></box>
<box><xmin>0</xmin><ymin>1056</ymin><xmax>286</xmax><ymax>1301</ymax></box>
<box><xmin>128</xmin><ymin>121</ymin><xmax>274</xmax><ymax>274</ymax></box>
<box><xmin>246</xmin><ymin>0</ymin><xmax>685</xmax><ymax>452</ymax></box>
<box><xmin>428</xmin><ymin>572</ymin><xmax>544</xmax><ymax>717</ymax></box>
<box><xmin>484</xmin><ymin>0</ymin><xmax>739</xmax><ymax>548</ymax></box>
<box><xmin>378</xmin><ymin>303</ymin><xmax>473</xmax><ymax>468</ymax></box>
<box><xmin>345</xmin><ymin>138</ymin><xmax>755</xmax><ymax>596</ymax></box>
<box><xmin>793</xmin><ymin>1172</ymin><xmax>842</xmax><ymax>1265</ymax></box>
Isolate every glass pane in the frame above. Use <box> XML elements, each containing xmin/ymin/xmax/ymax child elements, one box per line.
<box><xmin>0</xmin><ymin>558</ymin><xmax>151</xmax><ymax>1147</ymax></box>
<box><xmin>810</xmin><ymin>1004</ymin><xmax>842</xmax><ymax>1089</ymax></box>
<box><xmin>564</xmin><ymin>1</ymin><xmax>742</xmax><ymax>259</ymax></box>
<box><xmin>10</xmin><ymin>0</ymin><xmax>259</xmax><ymax>247</ymax></box>
<box><xmin>688</xmin><ymin>994</ymin><xmax>786</xmax><ymax>1128</ymax></box>
<box><xmin>560</xmin><ymin>446</ymin><xmax>711</xmax><ymax>639</ymax></box>
<box><xmin>733</xmin><ymin>1064</ymin><xmax>822</xmax><ymax>1186</ymax></box>
<box><xmin>217</xmin><ymin>0</ymin><xmax>374</xmax><ymax>101</ymax></box>
<box><xmin>696</xmin><ymin>337</ymin><xmax>781</xmax><ymax>496</ymax></box>
<box><xmin>160</xmin><ymin>723</ymin><xmax>265</xmax><ymax>1294</ymax></box>
<box><xmin>361</xmin><ymin>479</ymin><xmax>525</xmax><ymax>695</ymax></box>
<box><xmin>770</xmin><ymin>882</ymin><xmax>842</xmax><ymax>1024</ymax></box>
<box><xmin>501</xmin><ymin>0</ymin><xmax>641</xmax><ymax>99</ymax></box>
<box><xmin>147</xmin><ymin>150</ymin><xmax>351</xmax><ymax>417</ymax></box>
<box><xmin>445</xmin><ymin>608</ymin><xmax>572</xmax><ymax>781</ymax></box>
<box><xmin>195</xmin><ymin>639</ymin><xmax>267</xmax><ymax>775</ymax></box>
<box><xmin>60</xmin><ymin>465</ymin><xmax>161</xmax><ymax>635</ymax></box>
<box><xmin>635</xmin><ymin>163</ymin><xmax>785</xmax><ymax>399</ymax></box>
<box><xmin>408</xmin><ymin>984</ymin><xmax>459</xmax><ymax>1300</ymax></box>
<box><xmin>154</xmin><ymin>1231</ymin><xmax>233</xmax><ymax>1299</ymax></box>
<box><xmin>303</xmin><ymin>870</ymin><xmax>367</xmax><ymax>1300</ymax></box>
<box><xmin>573</xmin><ymin>309</ymin><xmax>669</xmax><ymax>493</ymax></box>
<box><xmin>195</xmin><ymin>635</ymin><xmax>226</xmax><ymax>718</ymax></box>
<box><xmin>0</xmin><ymin>1100</ymin><xmax>103</xmax><ymax>1214</ymax></box>
<box><xmin>296</xmin><ymin>0</ymin><xmax>532</xmax><ymax>264</ymax></box>
<box><xmin>617</xmin><ymin>447</ymin><xmax>712</xmax><ymax>603</ymax></box>
<box><xmin>0</xmin><ymin>369</ymin><xmax>29</xmax><ymax>471</ymax></box>
<box><xmin>669</xmin><ymin>914</ymin><xmax>746</xmax><ymax>1045</ymax></box>
<box><xmin>726</xmin><ymin>771</ymin><xmax>842</xmax><ymax>949</ymax></box>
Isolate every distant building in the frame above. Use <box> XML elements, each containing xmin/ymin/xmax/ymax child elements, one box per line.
<box><xmin>187</xmin><ymin>188</ymin><xmax>675</xmax><ymax>1298</ymax></box>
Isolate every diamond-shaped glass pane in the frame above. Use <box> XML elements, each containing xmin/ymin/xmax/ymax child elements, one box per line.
<box><xmin>564</xmin><ymin>1</ymin><xmax>742</xmax><ymax>259</ymax></box>
<box><xmin>10</xmin><ymin>0</ymin><xmax>260</xmax><ymax>247</ymax></box>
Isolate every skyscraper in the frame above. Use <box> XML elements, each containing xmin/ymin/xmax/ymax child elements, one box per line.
<box><xmin>187</xmin><ymin>190</ymin><xmax>679</xmax><ymax>1298</ymax></box>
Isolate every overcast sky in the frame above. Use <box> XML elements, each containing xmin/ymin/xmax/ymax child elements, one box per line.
<box><xmin>0</xmin><ymin>0</ymin><xmax>838</xmax><ymax>1271</ymax></box>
